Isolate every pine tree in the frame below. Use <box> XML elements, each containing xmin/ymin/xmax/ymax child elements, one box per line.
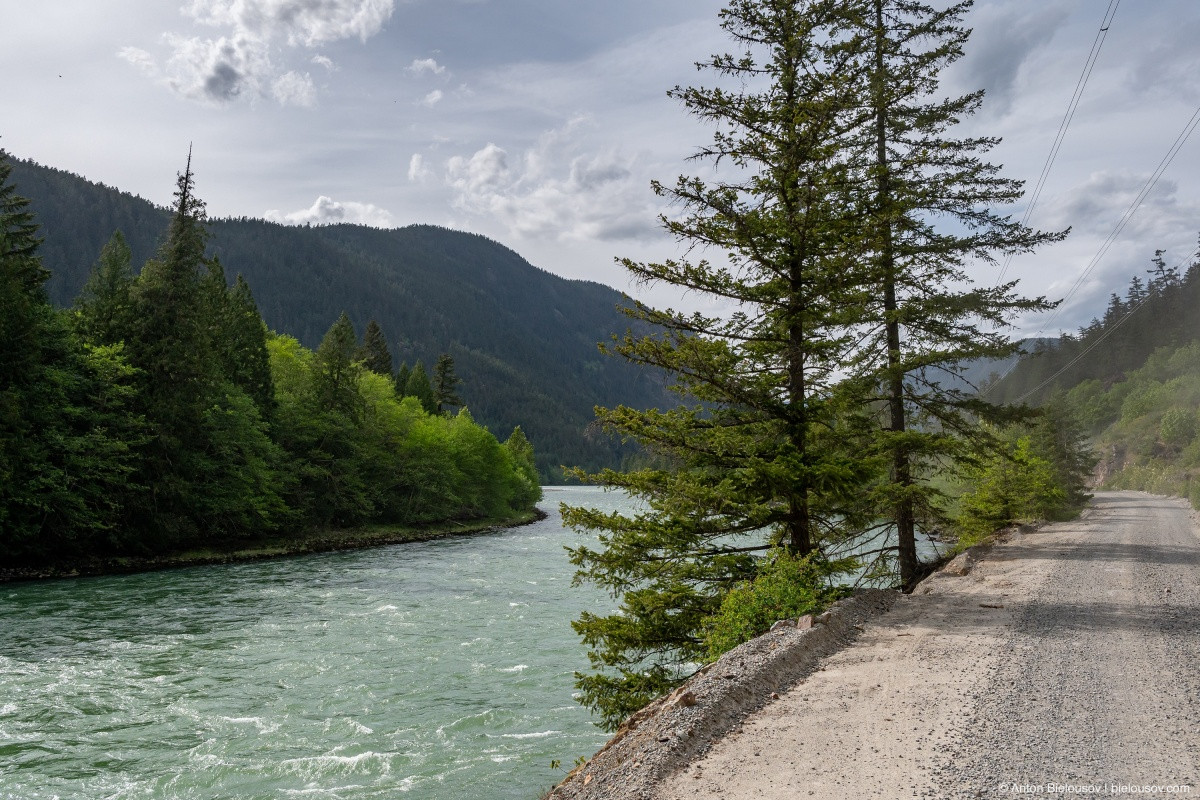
<box><xmin>359</xmin><ymin>319</ymin><xmax>393</xmax><ymax>377</ymax></box>
<box><xmin>222</xmin><ymin>274</ymin><xmax>276</xmax><ymax>416</ymax></box>
<box><xmin>0</xmin><ymin>151</ymin><xmax>147</xmax><ymax>560</ymax></box>
<box><xmin>312</xmin><ymin>312</ymin><xmax>363</xmax><ymax>420</ymax></box>
<box><xmin>844</xmin><ymin>0</ymin><xmax>1065</xmax><ymax>587</ymax></box>
<box><xmin>562</xmin><ymin>0</ymin><xmax>881</xmax><ymax>730</ymax></box>
<box><xmin>432</xmin><ymin>353</ymin><xmax>463</xmax><ymax>414</ymax></box>
<box><xmin>393</xmin><ymin>361</ymin><xmax>411</xmax><ymax>398</ymax></box>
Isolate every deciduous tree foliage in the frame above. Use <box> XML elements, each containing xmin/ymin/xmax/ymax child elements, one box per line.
<box><xmin>1</xmin><ymin>151</ymin><xmax>541</xmax><ymax>566</ymax></box>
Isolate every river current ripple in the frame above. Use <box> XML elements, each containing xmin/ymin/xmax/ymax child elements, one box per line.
<box><xmin>0</xmin><ymin>486</ymin><xmax>624</xmax><ymax>800</ymax></box>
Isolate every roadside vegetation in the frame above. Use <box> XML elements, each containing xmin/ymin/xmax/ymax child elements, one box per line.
<box><xmin>560</xmin><ymin>0</ymin><xmax>1093</xmax><ymax>731</ymax></box>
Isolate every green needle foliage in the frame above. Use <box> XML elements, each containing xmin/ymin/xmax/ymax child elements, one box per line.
<box><xmin>2</xmin><ymin>149</ymin><xmax>541</xmax><ymax>566</ymax></box>
<box><xmin>433</xmin><ymin>353</ymin><xmax>463</xmax><ymax>415</ymax></box>
<box><xmin>563</xmin><ymin>0</ymin><xmax>887</xmax><ymax>731</ymax></box>
<box><xmin>564</xmin><ymin>0</ymin><xmax>1068</xmax><ymax>729</ymax></box>
<box><xmin>837</xmin><ymin>0</ymin><xmax>1066</xmax><ymax>587</ymax></box>
<box><xmin>359</xmin><ymin>319</ymin><xmax>394</xmax><ymax>378</ymax></box>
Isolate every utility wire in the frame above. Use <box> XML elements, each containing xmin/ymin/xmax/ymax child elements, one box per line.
<box><xmin>1045</xmin><ymin>104</ymin><xmax>1200</xmax><ymax>323</ymax></box>
<box><xmin>994</xmin><ymin>0</ymin><xmax>1120</xmax><ymax>287</ymax></box>
<box><xmin>1009</xmin><ymin>250</ymin><xmax>1194</xmax><ymax>404</ymax></box>
<box><xmin>986</xmin><ymin>103</ymin><xmax>1200</xmax><ymax>397</ymax></box>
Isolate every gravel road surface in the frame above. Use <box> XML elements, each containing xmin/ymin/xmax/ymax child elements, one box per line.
<box><xmin>652</xmin><ymin>491</ymin><xmax>1200</xmax><ymax>799</ymax></box>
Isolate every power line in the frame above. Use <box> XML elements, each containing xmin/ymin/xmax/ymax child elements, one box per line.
<box><xmin>994</xmin><ymin>0</ymin><xmax>1120</xmax><ymax>287</ymax></box>
<box><xmin>1037</xmin><ymin>103</ymin><xmax>1200</xmax><ymax>331</ymax></box>
<box><xmin>1008</xmin><ymin>250</ymin><xmax>1194</xmax><ymax>405</ymax></box>
<box><xmin>984</xmin><ymin>102</ymin><xmax>1200</xmax><ymax>398</ymax></box>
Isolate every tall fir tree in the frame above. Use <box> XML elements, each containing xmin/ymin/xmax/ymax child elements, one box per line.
<box><xmin>844</xmin><ymin>0</ymin><xmax>1064</xmax><ymax>586</ymax></box>
<box><xmin>0</xmin><ymin>152</ymin><xmax>147</xmax><ymax>560</ymax></box>
<box><xmin>432</xmin><ymin>353</ymin><xmax>463</xmax><ymax>415</ymax></box>
<box><xmin>404</xmin><ymin>361</ymin><xmax>437</xmax><ymax>415</ymax></box>
<box><xmin>562</xmin><ymin>0</ymin><xmax>881</xmax><ymax>730</ymax></box>
<box><xmin>312</xmin><ymin>312</ymin><xmax>363</xmax><ymax>421</ymax></box>
<box><xmin>72</xmin><ymin>230</ymin><xmax>135</xmax><ymax>346</ymax></box>
<box><xmin>393</xmin><ymin>361</ymin><xmax>411</xmax><ymax>399</ymax></box>
<box><xmin>359</xmin><ymin>319</ymin><xmax>394</xmax><ymax>377</ymax></box>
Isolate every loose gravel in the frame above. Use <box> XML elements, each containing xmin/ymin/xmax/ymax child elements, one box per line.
<box><xmin>547</xmin><ymin>491</ymin><xmax>1200</xmax><ymax>800</ymax></box>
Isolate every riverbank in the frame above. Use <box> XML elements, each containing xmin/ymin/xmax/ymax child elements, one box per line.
<box><xmin>0</xmin><ymin>508</ymin><xmax>545</xmax><ymax>583</ymax></box>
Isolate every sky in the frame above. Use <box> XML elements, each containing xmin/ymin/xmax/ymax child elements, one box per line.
<box><xmin>3</xmin><ymin>0</ymin><xmax>1200</xmax><ymax>337</ymax></box>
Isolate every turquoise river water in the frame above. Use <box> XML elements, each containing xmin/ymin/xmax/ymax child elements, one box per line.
<box><xmin>0</xmin><ymin>486</ymin><xmax>940</xmax><ymax>800</ymax></box>
<box><xmin>0</xmin><ymin>486</ymin><xmax>625</xmax><ymax>800</ymax></box>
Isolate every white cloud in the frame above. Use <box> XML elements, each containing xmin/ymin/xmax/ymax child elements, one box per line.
<box><xmin>124</xmin><ymin>0</ymin><xmax>394</xmax><ymax>105</ymax></box>
<box><xmin>408</xmin><ymin>57</ymin><xmax>445</xmax><ymax>75</ymax></box>
<box><xmin>407</xmin><ymin>153</ymin><xmax>431</xmax><ymax>182</ymax></box>
<box><xmin>952</xmin><ymin>0</ymin><xmax>1072</xmax><ymax>115</ymax></box>
<box><xmin>184</xmin><ymin>0</ymin><xmax>394</xmax><ymax>46</ymax></box>
<box><xmin>265</xmin><ymin>195</ymin><xmax>394</xmax><ymax>227</ymax></box>
<box><xmin>421</xmin><ymin>89</ymin><xmax>444</xmax><ymax>107</ymax></box>
<box><xmin>272</xmin><ymin>70</ymin><xmax>316</xmax><ymax>106</ymax></box>
<box><xmin>444</xmin><ymin>119</ymin><xmax>658</xmax><ymax>242</ymax></box>
<box><xmin>311</xmin><ymin>54</ymin><xmax>334</xmax><ymax>70</ymax></box>
<box><xmin>117</xmin><ymin>46</ymin><xmax>157</xmax><ymax>75</ymax></box>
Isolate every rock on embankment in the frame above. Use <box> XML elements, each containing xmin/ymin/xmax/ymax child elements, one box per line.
<box><xmin>545</xmin><ymin>589</ymin><xmax>900</xmax><ymax>800</ymax></box>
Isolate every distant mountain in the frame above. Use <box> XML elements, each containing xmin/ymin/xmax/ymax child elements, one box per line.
<box><xmin>9</xmin><ymin>156</ymin><xmax>672</xmax><ymax>481</ymax></box>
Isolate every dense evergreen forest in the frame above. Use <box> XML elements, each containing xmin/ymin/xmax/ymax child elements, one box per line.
<box><xmin>0</xmin><ymin>151</ymin><xmax>540</xmax><ymax>568</ymax></box>
<box><xmin>990</xmin><ymin>250</ymin><xmax>1200</xmax><ymax>405</ymax></box>
<box><xmin>8</xmin><ymin>157</ymin><xmax>673</xmax><ymax>481</ymax></box>
<box><xmin>992</xmin><ymin>248</ymin><xmax>1200</xmax><ymax>508</ymax></box>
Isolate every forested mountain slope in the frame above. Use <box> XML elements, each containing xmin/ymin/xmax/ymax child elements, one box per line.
<box><xmin>989</xmin><ymin>253</ymin><xmax>1200</xmax><ymax>406</ymax></box>
<box><xmin>9</xmin><ymin>157</ymin><xmax>669</xmax><ymax>480</ymax></box>
<box><xmin>989</xmin><ymin>250</ymin><xmax>1200</xmax><ymax>508</ymax></box>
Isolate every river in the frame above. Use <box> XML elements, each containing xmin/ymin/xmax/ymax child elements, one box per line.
<box><xmin>0</xmin><ymin>486</ymin><xmax>938</xmax><ymax>800</ymax></box>
<box><xmin>0</xmin><ymin>486</ymin><xmax>623</xmax><ymax>800</ymax></box>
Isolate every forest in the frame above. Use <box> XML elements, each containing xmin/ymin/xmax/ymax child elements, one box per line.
<box><xmin>6</xmin><ymin>157</ymin><xmax>675</xmax><ymax>482</ymax></box>
<box><xmin>993</xmin><ymin>252</ymin><xmax>1200</xmax><ymax>508</ymax></box>
<box><xmin>0</xmin><ymin>151</ymin><xmax>540</xmax><ymax>568</ymax></box>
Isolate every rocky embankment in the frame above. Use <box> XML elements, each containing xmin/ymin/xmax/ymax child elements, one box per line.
<box><xmin>545</xmin><ymin>589</ymin><xmax>901</xmax><ymax>800</ymax></box>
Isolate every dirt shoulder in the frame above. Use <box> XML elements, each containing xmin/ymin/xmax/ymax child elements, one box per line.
<box><xmin>551</xmin><ymin>491</ymin><xmax>1200</xmax><ymax>799</ymax></box>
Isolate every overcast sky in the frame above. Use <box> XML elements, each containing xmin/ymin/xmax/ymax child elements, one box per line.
<box><xmin>4</xmin><ymin>0</ymin><xmax>1199</xmax><ymax>336</ymax></box>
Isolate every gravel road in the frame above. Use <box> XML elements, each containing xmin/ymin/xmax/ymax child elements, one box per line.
<box><xmin>651</xmin><ymin>491</ymin><xmax>1200</xmax><ymax>799</ymax></box>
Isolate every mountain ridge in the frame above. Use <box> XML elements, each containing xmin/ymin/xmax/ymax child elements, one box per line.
<box><xmin>9</xmin><ymin>155</ymin><xmax>667</xmax><ymax>480</ymax></box>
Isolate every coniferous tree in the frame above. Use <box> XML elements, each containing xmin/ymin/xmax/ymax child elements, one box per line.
<box><xmin>0</xmin><ymin>152</ymin><xmax>147</xmax><ymax>559</ymax></box>
<box><xmin>845</xmin><ymin>0</ymin><xmax>1064</xmax><ymax>586</ymax></box>
<box><xmin>394</xmin><ymin>361</ymin><xmax>411</xmax><ymax>398</ymax></box>
<box><xmin>312</xmin><ymin>312</ymin><xmax>363</xmax><ymax>420</ymax></box>
<box><xmin>404</xmin><ymin>361</ymin><xmax>437</xmax><ymax>415</ymax></box>
<box><xmin>360</xmin><ymin>319</ymin><xmax>393</xmax><ymax>377</ymax></box>
<box><xmin>562</xmin><ymin>0</ymin><xmax>881</xmax><ymax>729</ymax></box>
<box><xmin>222</xmin><ymin>274</ymin><xmax>276</xmax><ymax>417</ymax></box>
<box><xmin>433</xmin><ymin>353</ymin><xmax>463</xmax><ymax>415</ymax></box>
<box><xmin>73</xmin><ymin>231</ymin><xmax>134</xmax><ymax>345</ymax></box>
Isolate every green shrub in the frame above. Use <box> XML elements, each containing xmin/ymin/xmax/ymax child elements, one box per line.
<box><xmin>702</xmin><ymin>550</ymin><xmax>850</xmax><ymax>661</ymax></box>
<box><xmin>1160</xmin><ymin>407</ymin><xmax>1197</xmax><ymax>449</ymax></box>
